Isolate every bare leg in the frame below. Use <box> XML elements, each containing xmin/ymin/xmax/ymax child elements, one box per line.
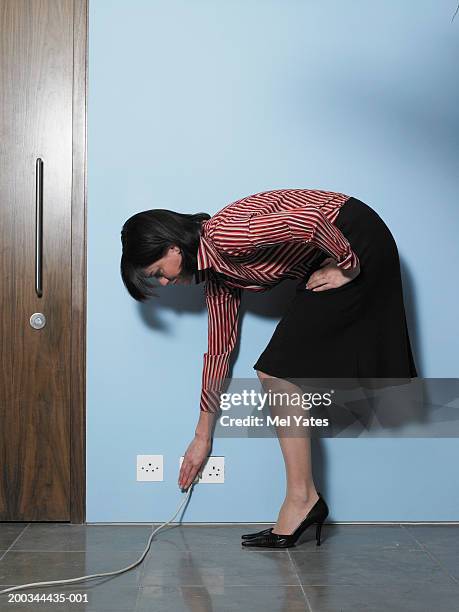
<box><xmin>256</xmin><ymin>370</ymin><xmax>320</xmax><ymax>535</ymax></box>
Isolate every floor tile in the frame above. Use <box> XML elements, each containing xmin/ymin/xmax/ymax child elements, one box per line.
<box><xmin>0</xmin><ymin>550</ymin><xmax>144</xmax><ymax>589</ymax></box>
<box><xmin>0</xmin><ymin>583</ymin><xmax>139</xmax><ymax>612</ymax></box>
<box><xmin>10</xmin><ymin>524</ymin><xmax>154</xmax><ymax>553</ymax></box>
<box><xmin>304</xmin><ymin>583</ymin><xmax>459</xmax><ymax>612</ymax></box>
<box><xmin>1</xmin><ymin>524</ymin><xmax>458</xmax><ymax>611</ymax></box>
<box><xmin>402</xmin><ymin>526</ymin><xmax>459</xmax><ymax>581</ymax></box>
<box><xmin>138</xmin><ymin>540</ymin><xmax>297</xmax><ymax>587</ymax></box>
<box><xmin>422</xmin><ymin>548</ymin><xmax>459</xmax><ymax>581</ymax></box>
<box><xmin>135</xmin><ymin>585</ymin><xmax>309</xmax><ymax>612</ymax></box>
<box><xmin>402</xmin><ymin>525</ymin><xmax>459</xmax><ymax>552</ymax></box>
<box><xmin>289</xmin><ymin>524</ymin><xmax>423</xmax><ymax>552</ymax></box>
<box><xmin>0</xmin><ymin>524</ymin><xmax>28</xmax><ymax>552</ymax></box>
<box><xmin>289</xmin><ymin>549</ymin><xmax>456</xmax><ymax>587</ymax></box>
<box><xmin>152</xmin><ymin>523</ymin><xmax>274</xmax><ymax>551</ymax></box>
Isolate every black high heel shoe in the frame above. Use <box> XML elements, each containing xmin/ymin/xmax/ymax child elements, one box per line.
<box><xmin>241</xmin><ymin>492</ymin><xmax>327</xmax><ymax>540</ymax></box>
<box><xmin>241</xmin><ymin>492</ymin><xmax>329</xmax><ymax>548</ymax></box>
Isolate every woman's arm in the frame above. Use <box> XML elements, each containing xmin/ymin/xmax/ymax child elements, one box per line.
<box><xmin>178</xmin><ymin>277</ymin><xmax>242</xmax><ymax>490</ymax></box>
<box><xmin>195</xmin><ymin>410</ymin><xmax>217</xmax><ymax>442</ymax></box>
<box><xmin>199</xmin><ymin>277</ymin><xmax>243</xmax><ymax>413</ymax></box>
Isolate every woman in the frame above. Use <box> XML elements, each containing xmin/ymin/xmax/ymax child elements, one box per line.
<box><xmin>120</xmin><ymin>189</ymin><xmax>417</xmax><ymax>548</ymax></box>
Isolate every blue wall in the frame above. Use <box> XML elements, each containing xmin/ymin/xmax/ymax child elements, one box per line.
<box><xmin>87</xmin><ymin>0</ymin><xmax>459</xmax><ymax>522</ymax></box>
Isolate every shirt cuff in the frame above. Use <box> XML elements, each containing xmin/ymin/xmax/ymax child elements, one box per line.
<box><xmin>199</xmin><ymin>388</ymin><xmax>222</xmax><ymax>413</ymax></box>
<box><xmin>200</xmin><ymin>352</ymin><xmax>230</xmax><ymax>413</ymax></box>
<box><xmin>335</xmin><ymin>248</ymin><xmax>360</xmax><ymax>270</ymax></box>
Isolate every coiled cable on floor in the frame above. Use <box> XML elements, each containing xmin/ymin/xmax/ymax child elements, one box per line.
<box><xmin>0</xmin><ymin>485</ymin><xmax>194</xmax><ymax>595</ymax></box>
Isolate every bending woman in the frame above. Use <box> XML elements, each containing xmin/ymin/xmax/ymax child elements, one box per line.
<box><xmin>120</xmin><ymin>189</ymin><xmax>417</xmax><ymax>548</ymax></box>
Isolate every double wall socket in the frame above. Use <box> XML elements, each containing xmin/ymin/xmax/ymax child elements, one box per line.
<box><xmin>179</xmin><ymin>455</ymin><xmax>225</xmax><ymax>484</ymax></box>
<box><xmin>136</xmin><ymin>454</ymin><xmax>225</xmax><ymax>483</ymax></box>
<box><xmin>137</xmin><ymin>454</ymin><xmax>164</xmax><ymax>481</ymax></box>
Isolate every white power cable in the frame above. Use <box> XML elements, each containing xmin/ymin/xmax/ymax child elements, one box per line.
<box><xmin>0</xmin><ymin>485</ymin><xmax>194</xmax><ymax>595</ymax></box>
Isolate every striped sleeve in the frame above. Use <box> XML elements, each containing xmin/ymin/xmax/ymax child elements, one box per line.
<box><xmin>200</xmin><ymin>276</ymin><xmax>242</xmax><ymax>413</ymax></box>
<box><xmin>212</xmin><ymin>207</ymin><xmax>360</xmax><ymax>270</ymax></box>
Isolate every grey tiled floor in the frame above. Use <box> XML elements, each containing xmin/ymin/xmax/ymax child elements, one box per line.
<box><xmin>0</xmin><ymin>522</ymin><xmax>458</xmax><ymax>611</ymax></box>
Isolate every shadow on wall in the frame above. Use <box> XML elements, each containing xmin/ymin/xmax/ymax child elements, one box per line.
<box><xmin>137</xmin><ymin>264</ymin><xmax>421</xmax><ymax>378</ymax></box>
<box><xmin>399</xmin><ymin>256</ymin><xmax>422</xmax><ymax>376</ymax></box>
<box><xmin>137</xmin><ymin>276</ymin><xmax>298</xmax><ymax>369</ymax></box>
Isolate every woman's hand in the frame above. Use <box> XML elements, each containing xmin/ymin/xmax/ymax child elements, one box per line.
<box><xmin>178</xmin><ymin>434</ymin><xmax>212</xmax><ymax>491</ymax></box>
<box><xmin>305</xmin><ymin>257</ymin><xmax>360</xmax><ymax>292</ymax></box>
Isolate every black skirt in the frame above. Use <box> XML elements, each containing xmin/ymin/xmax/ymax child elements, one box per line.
<box><xmin>253</xmin><ymin>197</ymin><xmax>418</xmax><ymax>380</ymax></box>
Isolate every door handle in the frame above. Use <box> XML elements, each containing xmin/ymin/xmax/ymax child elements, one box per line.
<box><xmin>35</xmin><ymin>158</ymin><xmax>43</xmax><ymax>297</ymax></box>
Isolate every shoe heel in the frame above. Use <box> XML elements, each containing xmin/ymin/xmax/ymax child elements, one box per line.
<box><xmin>315</xmin><ymin>521</ymin><xmax>324</xmax><ymax>546</ymax></box>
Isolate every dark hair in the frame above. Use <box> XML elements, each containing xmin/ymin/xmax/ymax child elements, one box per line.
<box><xmin>120</xmin><ymin>209</ymin><xmax>211</xmax><ymax>301</ymax></box>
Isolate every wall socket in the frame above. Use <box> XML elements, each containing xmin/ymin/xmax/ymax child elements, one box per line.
<box><xmin>137</xmin><ymin>454</ymin><xmax>163</xmax><ymax>481</ymax></box>
<box><xmin>179</xmin><ymin>455</ymin><xmax>225</xmax><ymax>484</ymax></box>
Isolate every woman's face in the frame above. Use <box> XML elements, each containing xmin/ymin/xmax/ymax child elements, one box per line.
<box><xmin>144</xmin><ymin>246</ymin><xmax>193</xmax><ymax>286</ymax></box>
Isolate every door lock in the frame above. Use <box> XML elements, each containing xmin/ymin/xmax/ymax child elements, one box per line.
<box><xmin>30</xmin><ymin>312</ymin><xmax>46</xmax><ymax>330</ymax></box>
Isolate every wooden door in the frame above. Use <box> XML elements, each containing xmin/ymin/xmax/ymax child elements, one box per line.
<box><xmin>0</xmin><ymin>0</ymin><xmax>87</xmax><ymax>522</ymax></box>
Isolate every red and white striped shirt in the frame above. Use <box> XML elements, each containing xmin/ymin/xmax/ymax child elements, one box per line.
<box><xmin>195</xmin><ymin>189</ymin><xmax>359</xmax><ymax>413</ymax></box>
